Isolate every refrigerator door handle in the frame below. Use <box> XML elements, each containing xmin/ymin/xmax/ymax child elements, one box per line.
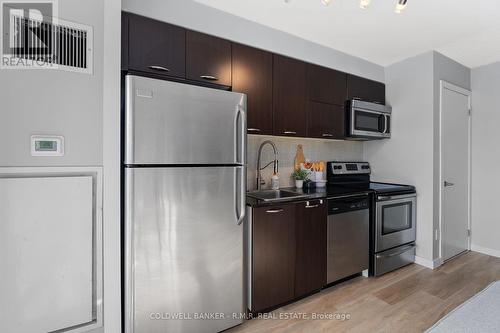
<box><xmin>235</xmin><ymin>166</ymin><xmax>246</xmax><ymax>225</ymax></box>
<box><xmin>236</xmin><ymin>105</ymin><xmax>246</xmax><ymax>165</ymax></box>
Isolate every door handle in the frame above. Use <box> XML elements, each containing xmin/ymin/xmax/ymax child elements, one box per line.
<box><xmin>305</xmin><ymin>200</ymin><xmax>323</xmax><ymax>208</ymax></box>
<box><xmin>382</xmin><ymin>115</ymin><xmax>388</xmax><ymax>134</ymax></box>
<box><xmin>235</xmin><ymin>167</ymin><xmax>246</xmax><ymax>225</ymax></box>
<box><xmin>266</xmin><ymin>209</ymin><xmax>284</xmax><ymax>214</ymax></box>
<box><xmin>322</xmin><ymin>133</ymin><xmax>334</xmax><ymax>137</ymax></box>
<box><xmin>200</xmin><ymin>75</ymin><xmax>218</xmax><ymax>81</ymax></box>
<box><xmin>247</xmin><ymin>128</ymin><xmax>261</xmax><ymax>133</ymax></box>
<box><xmin>236</xmin><ymin>105</ymin><xmax>246</xmax><ymax>165</ymax></box>
<box><xmin>444</xmin><ymin>181</ymin><xmax>455</xmax><ymax>187</ymax></box>
<box><xmin>148</xmin><ymin>65</ymin><xmax>170</xmax><ymax>72</ymax></box>
<box><xmin>283</xmin><ymin>131</ymin><xmax>297</xmax><ymax>135</ymax></box>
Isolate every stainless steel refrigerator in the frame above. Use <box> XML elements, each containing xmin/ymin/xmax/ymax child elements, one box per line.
<box><xmin>124</xmin><ymin>75</ymin><xmax>247</xmax><ymax>333</ymax></box>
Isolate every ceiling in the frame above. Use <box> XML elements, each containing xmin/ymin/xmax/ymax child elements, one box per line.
<box><xmin>194</xmin><ymin>0</ymin><xmax>500</xmax><ymax>68</ymax></box>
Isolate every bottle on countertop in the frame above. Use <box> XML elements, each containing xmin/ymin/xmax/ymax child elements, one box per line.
<box><xmin>294</xmin><ymin>144</ymin><xmax>305</xmax><ymax>171</ymax></box>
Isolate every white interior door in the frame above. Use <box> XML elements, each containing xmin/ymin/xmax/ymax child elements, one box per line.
<box><xmin>441</xmin><ymin>81</ymin><xmax>471</xmax><ymax>261</ymax></box>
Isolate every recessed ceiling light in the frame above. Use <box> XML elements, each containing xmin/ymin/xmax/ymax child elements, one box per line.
<box><xmin>321</xmin><ymin>0</ymin><xmax>333</xmax><ymax>5</ymax></box>
<box><xmin>395</xmin><ymin>0</ymin><xmax>408</xmax><ymax>13</ymax></box>
<box><xmin>359</xmin><ymin>0</ymin><xmax>371</xmax><ymax>9</ymax></box>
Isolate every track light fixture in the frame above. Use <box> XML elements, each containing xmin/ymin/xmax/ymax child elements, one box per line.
<box><xmin>395</xmin><ymin>0</ymin><xmax>408</xmax><ymax>13</ymax></box>
<box><xmin>284</xmin><ymin>0</ymin><xmax>409</xmax><ymax>13</ymax></box>
<box><xmin>359</xmin><ymin>0</ymin><xmax>371</xmax><ymax>9</ymax></box>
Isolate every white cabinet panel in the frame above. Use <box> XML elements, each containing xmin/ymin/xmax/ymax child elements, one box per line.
<box><xmin>0</xmin><ymin>176</ymin><xmax>95</xmax><ymax>333</ymax></box>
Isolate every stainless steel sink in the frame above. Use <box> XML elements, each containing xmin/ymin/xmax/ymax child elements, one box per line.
<box><xmin>247</xmin><ymin>189</ymin><xmax>308</xmax><ymax>202</ymax></box>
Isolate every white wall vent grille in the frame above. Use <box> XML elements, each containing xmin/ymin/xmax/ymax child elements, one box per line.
<box><xmin>6</xmin><ymin>14</ymin><xmax>93</xmax><ymax>74</ymax></box>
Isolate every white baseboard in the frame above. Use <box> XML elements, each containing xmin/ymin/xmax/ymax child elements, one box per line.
<box><xmin>414</xmin><ymin>256</ymin><xmax>443</xmax><ymax>269</ymax></box>
<box><xmin>471</xmin><ymin>244</ymin><xmax>500</xmax><ymax>258</ymax></box>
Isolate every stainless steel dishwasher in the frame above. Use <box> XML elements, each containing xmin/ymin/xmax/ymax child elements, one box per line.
<box><xmin>327</xmin><ymin>194</ymin><xmax>370</xmax><ymax>284</ymax></box>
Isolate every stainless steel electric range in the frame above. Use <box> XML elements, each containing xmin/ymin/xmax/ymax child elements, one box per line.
<box><xmin>326</xmin><ymin>162</ymin><xmax>417</xmax><ymax>276</ymax></box>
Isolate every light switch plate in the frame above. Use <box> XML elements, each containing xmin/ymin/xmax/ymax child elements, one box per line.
<box><xmin>31</xmin><ymin>135</ymin><xmax>65</xmax><ymax>156</ymax></box>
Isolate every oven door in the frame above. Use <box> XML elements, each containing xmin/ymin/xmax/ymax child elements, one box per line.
<box><xmin>350</xmin><ymin>108</ymin><xmax>391</xmax><ymax>139</ymax></box>
<box><xmin>375</xmin><ymin>194</ymin><xmax>416</xmax><ymax>252</ymax></box>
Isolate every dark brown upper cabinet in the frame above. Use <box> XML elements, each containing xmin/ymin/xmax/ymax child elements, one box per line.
<box><xmin>295</xmin><ymin>200</ymin><xmax>327</xmax><ymax>298</ymax></box>
<box><xmin>347</xmin><ymin>74</ymin><xmax>386</xmax><ymax>105</ymax></box>
<box><xmin>307</xmin><ymin>64</ymin><xmax>347</xmax><ymax>106</ymax></box>
<box><xmin>273</xmin><ymin>55</ymin><xmax>307</xmax><ymax>137</ymax></box>
<box><xmin>186</xmin><ymin>30</ymin><xmax>232</xmax><ymax>87</ymax></box>
<box><xmin>232</xmin><ymin>44</ymin><xmax>273</xmax><ymax>135</ymax></box>
<box><xmin>126</xmin><ymin>13</ymin><xmax>186</xmax><ymax>78</ymax></box>
<box><xmin>307</xmin><ymin>102</ymin><xmax>345</xmax><ymax>139</ymax></box>
<box><xmin>252</xmin><ymin>204</ymin><xmax>296</xmax><ymax>312</ymax></box>
<box><xmin>121</xmin><ymin>12</ymin><xmax>129</xmax><ymax>71</ymax></box>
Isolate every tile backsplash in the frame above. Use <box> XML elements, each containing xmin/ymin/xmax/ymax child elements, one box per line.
<box><xmin>247</xmin><ymin>135</ymin><xmax>364</xmax><ymax>190</ymax></box>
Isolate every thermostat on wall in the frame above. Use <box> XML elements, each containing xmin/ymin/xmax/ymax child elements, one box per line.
<box><xmin>31</xmin><ymin>135</ymin><xmax>65</xmax><ymax>156</ymax></box>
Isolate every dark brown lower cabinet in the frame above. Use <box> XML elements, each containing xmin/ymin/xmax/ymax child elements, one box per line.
<box><xmin>294</xmin><ymin>200</ymin><xmax>327</xmax><ymax>297</ymax></box>
<box><xmin>251</xmin><ymin>200</ymin><xmax>327</xmax><ymax>312</ymax></box>
<box><xmin>307</xmin><ymin>102</ymin><xmax>345</xmax><ymax>139</ymax></box>
<box><xmin>252</xmin><ymin>204</ymin><xmax>296</xmax><ymax>312</ymax></box>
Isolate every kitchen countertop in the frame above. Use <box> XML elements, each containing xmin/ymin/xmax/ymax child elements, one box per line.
<box><xmin>246</xmin><ymin>186</ymin><xmax>374</xmax><ymax>207</ymax></box>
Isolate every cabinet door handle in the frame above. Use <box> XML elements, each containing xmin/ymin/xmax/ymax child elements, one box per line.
<box><xmin>148</xmin><ymin>65</ymin><xmax>170</xmax><ymax>72</ymax></box>
<box><xmin>200</xmin><ymin>75</ymin><xmax>218</xmax><ymax>81</ymax></box>
<box><xmin>283</xmin><ymin>131</ymin><xmax>297</xmax><ymax>135</ymax></box>
<box><xmin>305</xmin><ymin>205</ymin><xmax>319</xmax><ymax>209</ymax></box>
<box><xmin>266</xmin><ymin>209</ymin><xmax>284</xmax><ymax>214</ymax></box>
<box><xmin>322</xmin><ymin>133</ymin><xmax>334</xmax><ymax>137</ymax></box>
<box><xmin>247</xmin><ymin>128</ymin><xmax>261</xmax><ymax>133</ymax></box>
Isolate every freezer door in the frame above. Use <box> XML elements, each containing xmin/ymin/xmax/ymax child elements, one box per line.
<box><xmin>125</xmin><ymin>75</ymin><xmax>247</xmax><ymax>165</ymax></box>
<box><xmin>124</xmin><ymin>167</ymin><xmax>245</xmax><ymax>333</ymax></box>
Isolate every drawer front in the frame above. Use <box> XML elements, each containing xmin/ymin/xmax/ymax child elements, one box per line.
<box><xmin>374</xmin><ymin>243</ymin><xmax>415</xmax><ymax>276</ymax></box>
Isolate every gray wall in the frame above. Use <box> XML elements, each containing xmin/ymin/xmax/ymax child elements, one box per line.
<box><xmin>365</xmin><ymin>52</ymin><xmax>435</xmax><ymax>260</ymax></box>
<box><xmin>470</xmin><ymin>62</ymin><xmax>500</xmax><ymax>257</ymax></box>
<box><xmin>365</xmin><ymin>51</ymin><xmax>471</xmax><ymax>262</ymax></box>
<box><xmin>102</xmin><ymin>0</ymin><xmax>122</xmax><ymax>331</ymax></box>
<box><xmin>121</xmin><ymin>0</ymin><xmax>384</xmax><ymax>82</ymax></box>
<box><xmin>0</xmin><ymin>0</ymin><xmax>104</xmax><ymax>167</ymax></box>
<box><xmin>1</xmin><ymin>1</ymin><xmax>121</xmax><ymax>332</ymax></box>
<box><xmin>431</xmin><ymin>52</ymin><xmax>471</xmax><ymax>259</ymax></box>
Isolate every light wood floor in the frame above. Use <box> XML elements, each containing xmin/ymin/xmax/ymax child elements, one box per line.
<box><xmin>229</xmin><ymin>251</ymin><xmax>500</xmax><ymax>333</ymax></box>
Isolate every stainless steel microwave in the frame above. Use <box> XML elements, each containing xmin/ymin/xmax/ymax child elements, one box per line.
<box><xmin>346</xmin><ymin>100</ymin><xmax>392</xmax><ymax>140</ymax></box>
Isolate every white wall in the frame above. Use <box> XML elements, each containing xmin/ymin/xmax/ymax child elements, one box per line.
<box><xmin>0</xmin><ymin>0</ymin><xmax>104</xmax><ymax>167</ymax></box>
<box><xmin>121</xmin><ymin>0</ymin><xmax>384</xmax><ymax>82</ymax></box>
<box><xmin>470</xmin><ymin>62</ymin><xmax>500</xmax><ymax>257</ymax></box>
<box><xmin>247</xmin><ymin>136</ymin><xmax>363</xmax><ymax>191</ymax></box>
<box><xmin>365</xmin><ymin>52</ymin><xmax>435</xmax><ymax>260</ymax></box>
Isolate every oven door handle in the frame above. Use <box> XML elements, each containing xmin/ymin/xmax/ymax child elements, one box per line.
<box><xmin>377</xmin><ymin>193</ymin><xmax>416</xmax><ymax>201</ymax></box>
